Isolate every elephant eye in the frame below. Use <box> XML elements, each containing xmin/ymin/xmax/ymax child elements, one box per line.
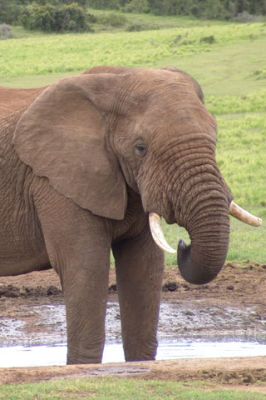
<box><xmin>134</xmin><ymin>142</ymin><xmax>147</xmax><ymax>157</ymax></box>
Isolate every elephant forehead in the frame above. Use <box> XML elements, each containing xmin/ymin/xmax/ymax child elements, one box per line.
<box><xmin>120</xmin><ymin>70</ymin><xmax>195</xmax><ymax>100</ymax></box>
<box><xmin>140</xmin><ymin>100</ymin><xmax>216</xmax><ymax>133</ymax></box>
<box><xmin>132</xmin><ymin>68</ymin><xmax>187</xmax><ymax>83</ymax></box>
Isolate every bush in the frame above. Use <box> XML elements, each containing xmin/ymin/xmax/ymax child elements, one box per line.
<box><xmin>0</xmin><ymin>24</ymin><xmax>13</xmax><ymax>40</ymax></box>
<box><xmin>0</xmin><ymin>0</ymin><xmax>21</xmax><ymax>24</ymax></box>
<box><xmin>87</xmin><ymin>12</ymin><xmax>97</xmax><ymax>23</ymax></box>
<box><xmin>253</xmin><ymin>69</ymin><xmax>266</xmax><ymax>80</ymax></box>
<box><xmin>126</xmin><ymin>22</ymin><xmax>159</xmax><ymax>31</ymax></box>
<box><xmin>60</xmin><ymin>0</ymin><xmax>88</xmax><ymax>5</ymax></box>
<box><xmin>97</xmin><ymin>13</ymin><xmax>128</xmax><ymax>27</ymax></box>
<box><xmin>233</xmin><ymin>11</ymin><xmax>261</xmax><ymax>22</ymax></box>
<box><xmin>88</xmin><ymin>0</ymin><xmax>120</xmax><ymax>10</ymax></box>
<box><xmin>199</xmin><ymin>35</ymin><xmax>216</xmax><ymax>44</ymax></box>
<box><xmin>124</xmin><ymin>0</ymin><xmax>149</xmax><ymax>13</ymax></box>
<box><xmin>21</xmin><ymin>2</ymin><xmax>91</xmax><ymax>32</ymax></box>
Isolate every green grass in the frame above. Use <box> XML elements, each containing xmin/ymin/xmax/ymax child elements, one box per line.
<box><xmin>0</xmin><ymin>378</ymin><xmax>265</xmax><ymax>400</ymax></box>
<box><xmin>164</xmin><ymin>208</ymin><xmax>266</xmax><ymax>265</ymax></box>
<box><xmin>161</xmin><ymin>37</ymin><xmax>266</xmax><ymax>97</ymax></box>
<box><xmin>0</xmin><ymin>22</ymin><xmax>265</xmax><ymax>80</ymax></box>
<box><xmin>10</xmin><ymin>9</ymin><xmax>230</xmax><ymax>38</ymax></box>
<box><xmin>0</xmin><ymin>18</ymin><xmax>265</xmax><ymax>264</ymax></box>
<box><xmin>89</xmin><ymin>9</ymin><xmax>228</xmax><ymax>33</ymax></box>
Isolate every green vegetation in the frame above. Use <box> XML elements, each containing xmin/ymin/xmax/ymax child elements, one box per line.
<box><xmin>0</xmin><ymin>24</ymin><xmax>13</xmax><ymax>40</ymax></box>
<box><xmin>90</xmin><ymin>8</ymin><xmax>229</xmax><ymax>33</ymax></box>
<box><xmin>75</xmin><ymin>0</ymin><xmax>266</xmax><ymax>19</ymax></box>
<box><xmin>20</xmin><ymin>3</ymin><xmax>90</xmax><ymax>33</ymax></box>
<box><xmin>164</xmin><ymin>207</ymin><xmax>266</xmax><ymax>265</ymax></box>
<box><xmin>0</xmin><ymin>15</ymin><xmax>265</xmax><ymax>264</ymax></box>
<box><xmin>0</xmin><ymin>378</ymin><xmax>265</xmax><ymax>400</ymax></box>
<box><xmin>1</xmin><ymin>0</ymin><xmax>266</xmax><ymax>33</ymax></box>
<box><xmin>1</xmin><ymin>22</ymin><xmax>265</xmax><ymax>78</ymax></box>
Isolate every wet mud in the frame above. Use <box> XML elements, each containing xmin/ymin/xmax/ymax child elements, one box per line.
<box><xmin>0</xmin><ymin>263</ymin><xmax>265</xmax><ymax>345</ymax></box>
<box><xmin>0</xmin><ymin>263</ymin><xmax>265</xmax><ymax>387</ymax></box>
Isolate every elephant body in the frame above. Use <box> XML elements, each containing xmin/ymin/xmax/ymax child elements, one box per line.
<box><xmin>0</xmin><ymin>67</ymin><xmax>234</xmax><ymax>364</ymax></box>
<box><xmin>0</xmin><ymin>84</ymin><xmax>163</xmax><ymax>363</ymax></box>
<box><xmin>0</xmin><ymin>99</ymin><xmax>45</xmax><ymax>275</ymax></box>
<box><xmin>0</xmin><ymin>87</ymin><xmax>41</xmax><ymax>118</ymax></box>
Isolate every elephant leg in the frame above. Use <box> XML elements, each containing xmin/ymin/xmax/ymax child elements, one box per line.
<box><xmin>112</xmin><ymin>225</ymin><xmax>164</xmax><ymax>361</ymax></box>
<box><xmin>35</xmin><ymin>191</ymin><xmax>111</xmax><ymax>364</ymax></box>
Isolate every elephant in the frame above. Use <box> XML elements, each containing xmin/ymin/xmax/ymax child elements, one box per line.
<box><xmin>0</xmin><ymin>66</ymin><xmax>261</xmax><ymax>364</ymax></box>
<box><xmin>0</xmin><ymin>86</ymin><xmax>42</xmax><ymax>118</ymax></box>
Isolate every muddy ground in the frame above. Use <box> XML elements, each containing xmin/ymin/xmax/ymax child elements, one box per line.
<box><xmin>0</xmin><ymin>262</ymin><xmax>265</xmax><ymax>388</ymax></box>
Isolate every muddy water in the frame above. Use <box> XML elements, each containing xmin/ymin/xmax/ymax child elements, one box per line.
<box><xmin>0</xmin><ymin>300</ymin><xmax>265</xmax><ymax>346</ymax></box>
<box><xmin>0</xmin><ymin>299</ymin><xmax>265</xmax><ymax>367</ymax></box>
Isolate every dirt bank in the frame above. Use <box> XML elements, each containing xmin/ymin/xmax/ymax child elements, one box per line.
<box><xmin>0</xmin><ymin>262</ymin><xmax>265</xmax><ymax>302</ymax></box>
<box><xmin>0</xmin><ymin>357</ymin><xmax>265</xmax><ymax>389</ymax></box>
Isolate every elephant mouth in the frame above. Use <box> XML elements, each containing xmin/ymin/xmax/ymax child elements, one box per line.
<box><xmin>149</xmin><ymin>202</ymin><xmax>262</xmax><ymax>255</ymax></box>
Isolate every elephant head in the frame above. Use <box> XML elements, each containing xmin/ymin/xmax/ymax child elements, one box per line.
<box><xmin>13</xmin><ymin>67</ymin><xmax>261</xmax><ymax>285</ymax></box>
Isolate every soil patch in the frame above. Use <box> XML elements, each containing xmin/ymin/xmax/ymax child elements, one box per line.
<box><xmin>0</xmin><ymin>357</ymin><xmax>265</xmax><ymax>389</ymax></box>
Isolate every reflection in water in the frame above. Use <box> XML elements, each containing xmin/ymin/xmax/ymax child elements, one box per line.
<box><xmin>0</xmin><ymin>341</ymin><xmax>266</xmax><ymax>368</ymax></box>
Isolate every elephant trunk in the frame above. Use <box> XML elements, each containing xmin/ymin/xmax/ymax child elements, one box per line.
<box><xmin>145</xmin><ymin>137</ymin><xmax>234</xmax><ymax>285</ymax></box>
<box><xmin>177</xmin><ymin>193</ymin><xmax>230</xmax><ymax>285</ymax></box>
<box><xmin>148</xmin><ymin>189</ymin><xmax>231</xmax><ymax>285</ymax></box>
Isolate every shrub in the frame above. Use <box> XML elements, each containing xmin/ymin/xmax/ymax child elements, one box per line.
<box><xmin>61</xmin><ymin>0</ymin><xmax>88</xmax><ymax>5</ymax></box>
<box><xmin>21</xmin><ymin>2</ymin><xmax>91</xmax><ymax>32</ymax></box>
<box><xmin>97</xmin><ymin>13</ymin><xmax>128</xmax><ymax>27</ymax></box>
<box><xmin>253</xmin><ymin>69</ymin><xmax>266</xmax><ymax>80</ymax></box>
<box><xmin>0</xmin><ymin>24</ymin><xmax>13</xmax><ymax>40</ymax></box>
<box><xmin>124</xmin><ymin>0</ymin><xmax>149</xmax><ymax>13</ymax></box>
<box><xmin>233</xmin><ymin>11</ymin><xmax>261</xmax><ymax>23</ymax></box>
<box><xmin>0</xmin><ymin>0</ymin><xmax>21</xmax><ymax>24</ymax></box>
<box><xmin>88</xmin><ymin>0</ymin><xmax>120</xmax><ymax>10</ymax></box>
<box><xmin>126</xmin><ymin>22</ymin><xmax>159</xmax><ymax>31</ymax></box>
<box><xmin>87</xmin><ymin>12</ymin><xmax>97</xmax><ymax>23</ymax></box>
<box><xmin>199</xmin><ymin>35</ymin><xmax>216</xmax><ymax>44</ymax></box>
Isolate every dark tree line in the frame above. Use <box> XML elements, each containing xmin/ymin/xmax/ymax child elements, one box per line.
<box><xmin>0</xmin><ymin>0</ymin><xmax>265</xmax><ymax>29</ymax></box>
<box><xmin>88</xmin><ymin>0</ymin><xmax>266</xmax><ymax>17</ymax></box>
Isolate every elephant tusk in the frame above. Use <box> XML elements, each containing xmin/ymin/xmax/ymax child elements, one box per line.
<box><xmin>229</xmin><ymin>201</ymin><xmax>262</xmax><ymax>227</ymax></box>
<box><xmin>149</xmin><ymin>213</ymin><xmax>176</xmax><ymax>254</ymax></box>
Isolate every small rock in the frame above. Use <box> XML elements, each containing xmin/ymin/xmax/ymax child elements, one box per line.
<box><xmin>184</xmin><ymin>310</ymin><xmax>194</xmax><ymax>316</ymax></box>
<box><xmin>163</xmin><ymin>282</ymin><xmax>178</xmax><ymax>292</ymax></box>
<box><xmin>242</xmin><ymin>374</ymin><xmax>255</xmax><ymax>384</ymax></box>
<box><xmin>227</xmin><ymin>285</ymin><xmax>234</xmax><ymax>290</ymax></box>
<box><xmin>108</xmin><ymin>284</ymin><xmax>117</xmax><ymax>293</ymax></box>
<box><xmin>47</xmin><ymin>286</ymin><xmax>61</xmax><ymax>296</ymax></box>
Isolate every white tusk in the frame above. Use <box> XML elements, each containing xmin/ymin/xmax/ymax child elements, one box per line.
<box><xmin>229</xmin><ymin>201</ymin><xmax>262</xmax><ymax>227</ymax></box>
<box><xmin>149</xmin><ymin>213</ymin><xmax>176</xmax><ymax>254</ymax></box>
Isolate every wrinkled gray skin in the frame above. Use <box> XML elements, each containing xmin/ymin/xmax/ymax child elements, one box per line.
<box><xmin>0</xmin><ymin>67</ymin><xmax>232</xmax><ymax>364</ymax></box>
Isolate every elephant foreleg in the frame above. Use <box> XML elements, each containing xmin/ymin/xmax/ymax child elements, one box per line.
<box><xmin>34</xmin><ymin>189</ymin><xmax>111</xmax><ymax>364</ymax></box>
<box><xmin>112</xmin><ymin>224</ymin><xmax>164</xmax><ymax>361</ymax></box>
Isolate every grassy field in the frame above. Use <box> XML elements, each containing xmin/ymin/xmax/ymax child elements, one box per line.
<box><xmin>0</xmin><ymin>15</ymin><xmax>265</xmax><ymax>264</ymax></box>
<box><xmin>1</xmin><ymin>22</ymin><xmax>265</xmax><ymax>80</ymax></box>
<box><xmin>0</xmin><ymin>377</ymin><xmax>265</xmax><ymax>400</ymax></box>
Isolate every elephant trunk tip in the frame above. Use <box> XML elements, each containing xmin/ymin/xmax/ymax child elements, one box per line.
<box><xmin>177</xmin><ymin>239</ymin><xmax>222</xmax><ymax>285</ymax></box>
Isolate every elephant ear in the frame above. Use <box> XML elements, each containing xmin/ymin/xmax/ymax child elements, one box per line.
<box><xmin>13</xmin><ymin>74</ymin><xmax>127</xmax><ymax>220</ymax></box>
